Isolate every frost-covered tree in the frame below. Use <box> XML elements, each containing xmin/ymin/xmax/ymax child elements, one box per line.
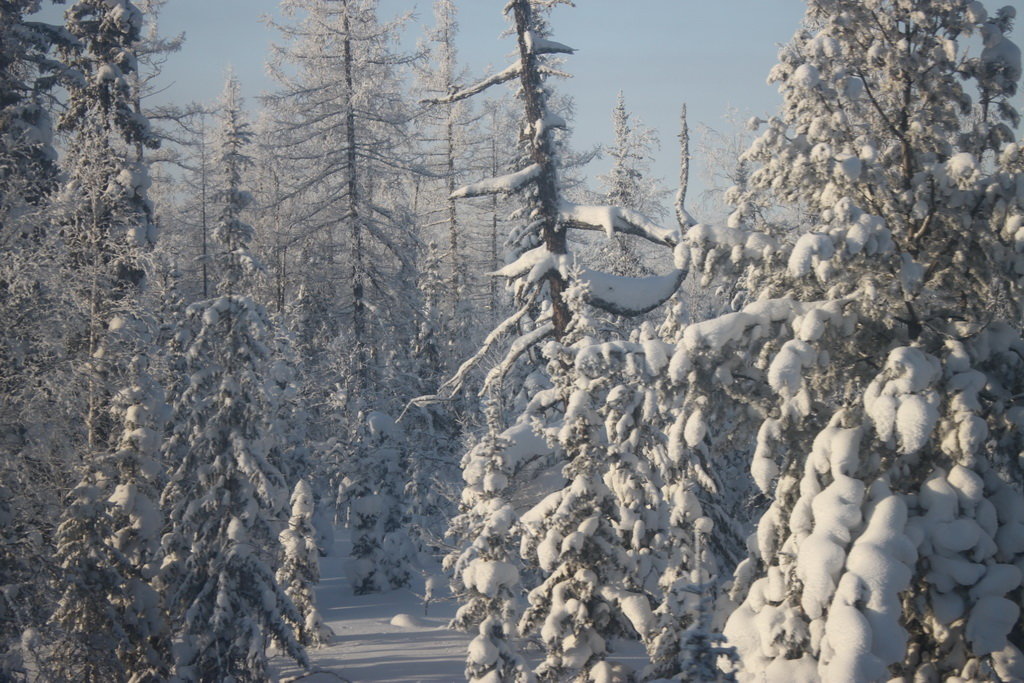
<box><xmin>265</xmin><ymin>0</ymin><xmax>419</xmax><ymax>406</ymax></box>
<box><xmin>52</xmin><ymin>477</ymin><xmax>134</xmax><ymax>681</ymax></box>
<box><xmin>0</xmin><ymin>0</ymin><xmax>62</xmax><ymax>212</ymax></box>
<box><xmin>591</xmin><ymin>92</ymin><xmax>671</xmax><ymax>279</ymax></box>
<box><xmin>414</xmin><ymin>0</ymin><xmax>474</xmax><ymax>332</ymax></box>
<box><xmin>445</xmin><ymin>399</ymin><xmax>533</xmax><ymax>682</ymax></box>
<box><xmin>0</xmin><ymin>3</ymin><xmax>71</xmax><ymax>671</ymax></box>
<box><xmin>43</xmin><ymin>3</ymin><xmax>177</xmax><ymax>678</ymax></box>
<box><xmin>277</xmin><ymin>479</ymin><xmax>333</xmax><ymax>647</ymax></box>
<box><xmin>514</xmin><ymin>290</ymin><xmax>665</xmax><ymax>682</ymax></box>
<box><xmin>643</xmin><ymin>517</ymin><xmax>737</xmax><ymax>682</ymax></box>
<box><xmin>433</xmin><ymin>0</ymin><xmax>686</xmax><ymax>400</ymax></box>
<box><xmin>656</xmin><ymin>1</ymin><xmax>1024</xmax><ymax>680</ymax></box>
<box><xmin>212</xmin><ymin>72</ymin><xmax>258</xmax><ymax>295</ymax></box>
<box><xmin>435</xmin><ymin>2</ymin><xmax>689</xmax><ymax>678</ymax></box>
<box><xmin>160</xmin><ymin>293</ymin><xmax>308</xmax><ymax>679</ymax></box>
<box><xmin>158</xmin><ymin>106</ymin><xmax>216</xmax><ymax>301</ymax></box>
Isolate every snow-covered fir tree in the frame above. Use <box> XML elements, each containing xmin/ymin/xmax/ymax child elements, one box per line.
<box><xmin>57</xmin><ymin>0</ymin><xmax>160</xmax><ymax>451</ymax></box>
<box><xmin>53</xmin><ymin>327</ymin><xmax>172</xmax><ymax>682</ymax></box>
<box><xmin>277</xmin><ymin>479</ymin><xmax>333</xmax><ymax>647</ymax></box>
<box><xmin>159</xmin><ymin>73</ymin><xmax>308</xmax><ymax>681</ymax></box>
<box><xmin>343</xmin><ymin>410</ymin><xmax>414</xmax><ymax>593</ymax></box>
<box><xmin>646</xmin><ymin>1</ymin><xmax>1024</xmax><ymax>679</ymax></box>
<box><xmin>52</xmin><ymin>475</ymin><xmax>135</xmax><ymax>681</ymax></box>
<box><xmin>445</xmin><ymin>398</ymin><xmax>533</xmax><ymax>682</ymax></box>
<box><xmin>43</xmin><ymin>3</ymin><xmax>179</xmax><ymax>679</ymax></box>
<box><xmin>210</xmin><ymin>72</ymin><xmax>258</xmax><ymax>293</ymax></box>
<box><xmin>435</xmin><ymin>1</ymin><xmax>690</xmax><ymax>678</ymax></box>
<box><xmin>516</xmin><ymin>289</ymin><xmax>660</xmax><ymax>682</ymax></box>
<box><xmin>643</xmin><ymin>516</ymin><xmax>737</xmax><ymax>682</ymax></box>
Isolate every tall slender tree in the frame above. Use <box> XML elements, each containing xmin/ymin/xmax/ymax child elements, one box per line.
<box><xmin>57</xmin><ymin>0</ymin><xmax>161</xmax><ymax>450</ymax></box>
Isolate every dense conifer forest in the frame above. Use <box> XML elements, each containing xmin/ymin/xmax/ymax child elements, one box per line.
<box><xmin>3</xmin><ymin>1</ymin><xmax>1024</xmax><ymax>680</ymax></box>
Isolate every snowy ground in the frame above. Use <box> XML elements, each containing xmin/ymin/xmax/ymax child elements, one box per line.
<box><xmin>271</xmin><ymin>531</ymin><xmax>470</xmax><ymax>683</ymax></box>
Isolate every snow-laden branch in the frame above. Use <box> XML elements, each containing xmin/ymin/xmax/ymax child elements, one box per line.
<box><xmin>559</xmin><ymin>200</ymin><xmax>681</xmax><ymax>247</ymax></box>
<box><xmin>451</xmin><ymin>163</ymin><xmax>541</xmax><ymax>199</ymax></box>
<box><xmin>534</xmin><ymin>112</ymin><xmax>567</xmax><ymax>142</ymax></box>
<box><xmin>578</xmin><ymin>267</ymin><xmax>687</xmax><ymax>317</ymax></box>
<box><xmin>421</xmin><ymin>61</ymin><xmax>521</xmax><ymax>105</ymax></box>
<box><xmin>685</xmin><ymin>223</ymin><xmax>778</xmax><ymax>260</ymax></box>
<box><xmin>491</xmin><ymin>245</ymin><xmax>572</xmax><ymax>284</ymax></box>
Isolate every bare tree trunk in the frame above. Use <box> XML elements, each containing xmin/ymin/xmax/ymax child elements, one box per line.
<box><xmin>342</xmin><ymin>0</ymin><xmax>366</xmax><ymax>382</ymax></box>
<box><xmin>489</xmin><ymin>111</ymin><xmax>500</xmax><ymax>319</ymax></box>
<box><xmin>676</xmin><ymin>103</ymin><xmax>690</xmax><ymax>229</ymax></box>
<box><xmin>510</xmin><ymin>0</ymin><xmax>569</xmax><ymax>337</ymax></box>
<box><xmin>199</xmin><ymin>115</ymin><xmax>209</xmax><ymax>299</ymax></box>
<box><xmin>446</xmin><ymin>114</ymin><xmax>460</xmax><ymax>314</ymax></box>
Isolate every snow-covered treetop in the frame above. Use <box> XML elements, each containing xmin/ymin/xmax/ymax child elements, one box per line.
<box><xmin>60</xmin><ymin>0</ymin><xmax>158</xmax><ymax>149</ymax></box>
<box><xmin>213</xmin><ymin>72</ymin><xmax>260</xmax><ymax>294</ymax></box>
<box><xmin>711</xmin><ymin>0</ymin><xmax>1024</xmax><ymax>325</ymax></box>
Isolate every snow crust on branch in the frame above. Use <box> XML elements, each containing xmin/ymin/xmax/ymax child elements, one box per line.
<box><xmin>524</xmin><ymin>30</ymin><xmax>575</xmax><ymax>55</ymax></box>
<box><xmin>451</xmin><ymin>163</ymin><xmax>541</xmax><ymax>199</ymax></box>
<box><xmin>559</xmin><ymin>200</ymin><xmax>680</xmax><ymax>246</ymax></box>
<box><xmin>421</xmin><ymin>61</ymin><xmax>522</xmax><ymax>105</ymax></box>
<box><xmin>577</xmin><ymin>267</ymin><xmax>685</xmax><ymax>317</ymax></box>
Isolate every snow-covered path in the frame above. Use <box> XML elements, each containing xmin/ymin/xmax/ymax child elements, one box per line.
<box><xmin>273</xmin><ymin>531</ymin><xmax>470</xmax><ymax>682</ymax></box>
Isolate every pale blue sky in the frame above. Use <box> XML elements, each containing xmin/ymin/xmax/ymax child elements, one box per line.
<box><xmin>34</xmin><ymin>1</ymin><xmax>1024</xmax><ymax>208</ymax></box>
<box><xmin>140</xmin><ymin>0</ymin><xmax>807</xmax><ymax>203</ymax></box>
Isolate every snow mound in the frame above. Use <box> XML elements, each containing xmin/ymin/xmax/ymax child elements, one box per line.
<box><xmin>389</xmin><ymin>613</ymin><xmax>429</xmax><ymax>629</ymax></box>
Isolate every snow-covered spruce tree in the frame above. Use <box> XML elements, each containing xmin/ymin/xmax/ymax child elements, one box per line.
<box><xmin>277</xmin><ymin>479</ymin><xmax>333</xmax><ymax>647</ymax></box>
<box><xmin>266</xmin><ymin>330</ymin><xmax>315</xmax><ymax>490</ymax></box>
<box><xmin>209</xmin><ymin>72</ymin><xmax>258</xmax><ymax>293</ymax></box>
<box><xmin>648</xmin><ymin>1</ymin><xmax>1024</xmax><ymax>680</ymax></box>
<box><xmin>445</xmin><ymin>398</ymin><xmax>533</xmax><ymax>683</ymax></box>
<box><xmin>516</xmin><ymin>290</ymin><xmax>672</xmax><ymax>682</ymax></box>
<box><xmin>47</xmin><ymin>3</ymin><xmax>179</xmax><ymax>678</ymax></box>
<box><xmin>643</xmin><ymin>513</ymin><xmax>737</xmax><ymax>682</ymax></box>
<box><xmin>51</xmin><ymin>476</ymin><xmax>133</xmax><ymax>681</ymax></box>
<box><xmin>53</xmin><ymin>330</ymin><xmax>172</xmax><ymax>682</ymax></box>
<box><xmin>159</xmin><ymin>73</ymin><xmax>307</xmax><ymax>681</ymax></box>
<box><xmin>344</xmin><ymin>410</ymin><xmax>414</xmax><ymax>593</ymax></box>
